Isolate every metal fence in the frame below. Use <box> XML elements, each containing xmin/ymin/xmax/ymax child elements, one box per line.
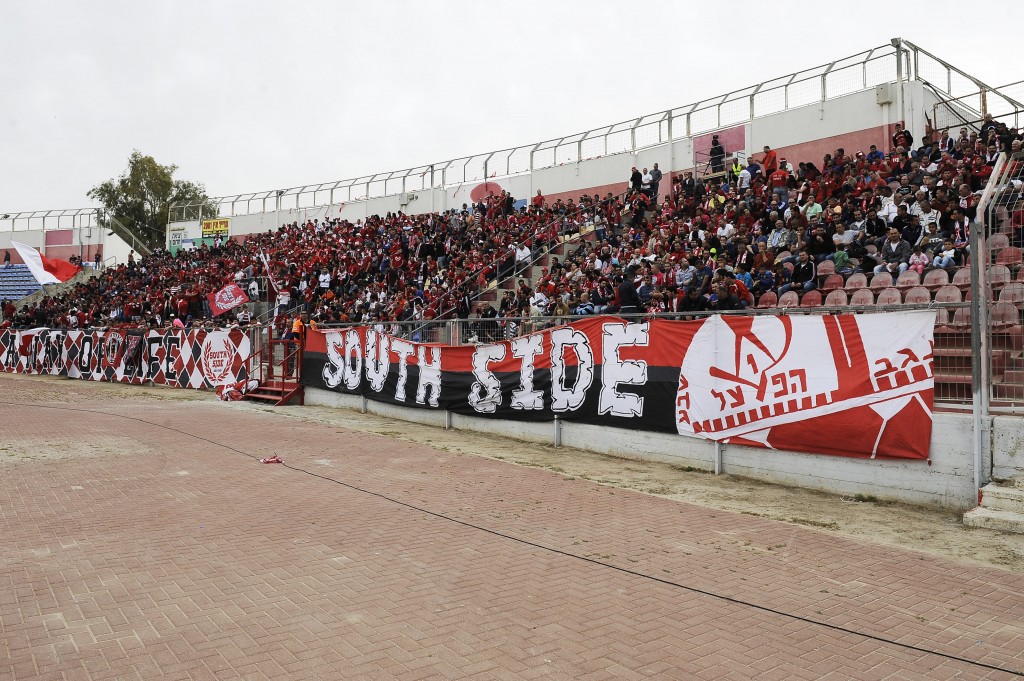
<box><xmin>982</xmin><ymin>151</ymin><xmax>1024</xmax><ymax>411</ymax></box>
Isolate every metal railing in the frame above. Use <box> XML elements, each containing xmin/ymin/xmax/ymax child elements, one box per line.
<box><xmin>165</xmin><ymin>38</ymin><xmax>1010</xmax><ymax>221</ymax></box>
<box><xmin>0</xmin><ymin>207</ymin><xmax>100</xmax><ymax>233</ymax></box>
<box><xmin>927</xmin><ymin>80</ymin><xmax>1024</xmax><ymax>135</ymax></box>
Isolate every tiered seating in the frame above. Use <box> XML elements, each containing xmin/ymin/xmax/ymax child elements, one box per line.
<box><xmin>0</xmin><ymin>265</ymin><xmax>43</xmax><ymax>302</ymax></box>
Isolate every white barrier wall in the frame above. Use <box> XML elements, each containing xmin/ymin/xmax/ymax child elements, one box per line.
<box><xmin>306</xmin><ymin>387</ymin><xmax>990</xmax><ymax>510</ymax></box>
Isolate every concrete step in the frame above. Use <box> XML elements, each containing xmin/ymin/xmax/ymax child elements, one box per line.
<box><xmin>962</xmin><ymin>506</ymin><xmax>1024</xmax><ymax>533</ymax></box>
<box><xmin>980</xmin><ymin>481</ymin><xmax>1024</xmax><ymax>513</ymax></box>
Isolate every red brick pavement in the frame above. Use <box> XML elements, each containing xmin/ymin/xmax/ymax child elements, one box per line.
<box><xmin>1</xmin><ymin>375</ymin><xmax>1023</xmax><ymax>680</ymax></box>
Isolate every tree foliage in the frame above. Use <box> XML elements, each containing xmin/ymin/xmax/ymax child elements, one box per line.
<box><xmin>88</xmin><ymin>151</ymin><xmax>217</xmax><ymax>248</ymax></box>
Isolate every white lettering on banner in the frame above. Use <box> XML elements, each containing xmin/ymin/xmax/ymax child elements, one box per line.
<box><xmin>600</xmin><ymin>322</ymin><xmax>649</xmax><ymax>417</ymax></box>
<box><xmin>549</xmin><ymin>327</ymin><xmax>594</xmax><ymax>413</ymax></box>
<box><xmin>343</xmin><ymin>329</ymin><xmax>363</xmax><ymax>390</ymax></box>
<box><xmin>416</xmin><ymin>346</ymin><xmax>442</xmax><ymax>407</ymax></box>
<box><xmin>365</xmin><ymin>330</ymin><xmax>390</xmax><ymax>393</ymax></box>
<box><xmin>322</xmin><ymin>331</ymin><xmax>346</xmax><ymax>389</ymax></box>
<box><xmin>391</xmin><ymin>339</ymin><xmax>415</xmax><ymax>402</ymax></box>
<box><xmin>510</xmin><ymin>335</ymin><xmax>544</xmax><ymax>410</ymax></box>
<box><xmin>468</xmin><ymin>344</ymin><xmax>506</xmax><ymax>413</ymax></box>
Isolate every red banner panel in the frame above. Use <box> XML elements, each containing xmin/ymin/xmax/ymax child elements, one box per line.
<box><xmin>304</xmin><ymin>312</ymin><xmax>935</xmax><ymax>460</ymax></box>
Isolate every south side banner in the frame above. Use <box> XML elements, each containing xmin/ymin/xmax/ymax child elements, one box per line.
<box><xmin>0</xmin><ymin>328</ymin><xmax>251</xmax><ymax>389</ymax></box>
<box><xmin>303</xmin><ymin>312</ymin><xmax>936</xmax><ymax>460</ymax></box>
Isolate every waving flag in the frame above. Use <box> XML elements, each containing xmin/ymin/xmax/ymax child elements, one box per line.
<box><xmin>11</xmin><ymin>241</ymin><xmax>81</xmax><ymax>285</ymax></box>
<box><xmin>207</xmin><ymin>283</ymin><xmax>250</xmax><ymax>317</ymax></box>
<box><xmin>258</xmin><ymin>249</ymin><xmax>281</xmax><ymax>294</ymax></box>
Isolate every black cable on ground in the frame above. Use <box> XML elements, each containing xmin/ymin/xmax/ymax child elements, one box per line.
<box><xmin>3</xmin><ymin>399</ymin><xmax>1020</xmax><ymax>678</ymax></box>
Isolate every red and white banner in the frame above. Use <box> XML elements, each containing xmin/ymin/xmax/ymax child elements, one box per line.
<box><xmin>0</xmin><ymin>327</ymin><xmax>251</xmax><ymax>389</ymax></box>
<box><xmin>207</xmin><ymin>283</ymin><xmax>250</xmax><ymax>317</ymax></box>
<box><xmin>303</xmin><ymin>311</ymin><xmax>935</xmax><ymax>460</ymax></box>
<box><xmin>11</xmin><ymin>241</ymin><xmax>81</xmax><ymax>284</ymax></box>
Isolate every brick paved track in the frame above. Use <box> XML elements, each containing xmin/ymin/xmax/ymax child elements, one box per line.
<box><xmin>1</xmin><ymin>376</ymin><xmax>1022</xmax><ymax>679</ymax></box>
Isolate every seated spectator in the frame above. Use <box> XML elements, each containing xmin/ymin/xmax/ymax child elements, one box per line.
<box><xmin>874</xmin><ymin>228</ymin><xmax>912</xmax><ymax>276</ymax></box>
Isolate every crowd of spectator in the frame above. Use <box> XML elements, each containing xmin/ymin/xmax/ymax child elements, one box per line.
<box><xmin>2</xmin><ymin>114</ymin><xmax>1022</xmax><ymax>338</ymax></box>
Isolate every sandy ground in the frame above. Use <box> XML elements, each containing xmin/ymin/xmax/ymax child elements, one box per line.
<box><xmin>3</xmin><ymin>373</ymin><xmax>1023</xmax><ymax>574</ymax></box>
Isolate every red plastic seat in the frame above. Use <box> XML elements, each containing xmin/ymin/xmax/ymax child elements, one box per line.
<box><xmin>989</xmin><ymin>264</ymin><xmax>1011</xmax><ymax>289</ymax></box>
<box><xmin>996</xmin><ymin>247</ymin><xmax>1023</xmax><ymax>266</ymax></box>
<box><xmin>844</xmin><ymin>272</ymin><xmax>868</xmax><ymax>291</ymax></box>
<box><xmin>895</xmin><ymin>270</ymin><xmax>920</xmax><ymax>290</ymax></box>
<box><xmin>821</xmin><ymin>274</ymin><xmax>844</xmax><ymax>293</ymax></box>
<box><xmin>998</xmin><ymin>281</ymin><xmax>1024</xmax><ymax>308</ymax></box>
<box><xmin>904</xmin><ymin>286</ymin><xmax>930</xmax><ymax>304</ymax></box>
<box><xmin>849</xmin><ymin>289</ymin><xmax>875</xmax><ymax>306</ymax></box>
<box><xmin>756</xmin><ymin>291</ymin><xmax>777</xmax><ymax>308</ymax></box>
<box><xmin>949</xmin><ymin>306</ymin><xmax>972</xmax><ymax>328</ymax></box>
<box><xmin>952</xmin><ymin>267</ymin><xmax>972</xmax><ymax>290</ymax></box>
<box><xmin>800</xmin><ymin>290</ymin><xmax>822</xmax><ymax>307</ymax></box>
<box><xmin>989</xmin><ymin>233</ymin><xmax>1010</xmax><ymax>252</ymax></box>
<box><xmin>817</xmin><ymin>260</ymin><xmax>835</xmax><ymax>278</ymax></box>
<box><xmin>869</xmin><ymin>271</ymin><xmax>893</xmax><ymax>292</ymax></box>
<box><xmin>934</xmin><ymin>284</ymin><xmax>963</xmax><ymax>304</ymax></box>
<box><xmin>823</xmin><ymin>289</ymin><xmax>848</xmax><ymax>307</ymax></box>
<box><xmin>992</xmin><ymin>301</ymin><xmax>1021</xmax><ymax>327</ymax></box>
<box><xmin>875</xmin><ymin>287</ymin><xmax>902</xmax><ymax>306</ymax></box>
<box><xmin>923</xmin><ymin>268</ymin><xmax>949</xmax><ymax>291</ymax></box>
<box><xmin>777</xmin><ymin>291</ymin><xmax>800</xmax><ymax>308</ymax></box>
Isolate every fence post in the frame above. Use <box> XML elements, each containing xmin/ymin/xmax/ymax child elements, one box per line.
<box><xmin>554</xmin><ymin>416</ymin><xmax>562</xmax><ymax>447</ymax></box>
<box><xmin>445</xmin><ymin>410</ymin><xmax>452</xmax><ymax>430</ymax></box>
<box><xmin>714</xmin><ymin>441</ymin><xmax>724</xmax><ymax>475</ymax></box>
<box><xmin>361</xmin><ymin>395</ymin><xmax>367</xmax><ymax>414</ymax></box>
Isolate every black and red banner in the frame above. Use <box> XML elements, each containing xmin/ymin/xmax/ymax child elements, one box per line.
<box><xmin>303</xmin><ymin>312</ymin><xmax>936</xmax><ymax>460</ymax></box>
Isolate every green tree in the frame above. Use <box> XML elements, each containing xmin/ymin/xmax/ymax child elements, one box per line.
<box><xmin>88</xmin><ymin>151</ymin><xmax>217</xmax><ymax>250</ymax></box>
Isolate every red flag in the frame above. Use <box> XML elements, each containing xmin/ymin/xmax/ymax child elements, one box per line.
<box><xmin>207</xmin><ymin>283</ymin><xmax>250</xmax><ymax>317</ymax></box>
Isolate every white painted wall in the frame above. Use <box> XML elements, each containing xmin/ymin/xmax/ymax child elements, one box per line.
<box><xmin>306</xmin><ymin>387</ymin><xmax>985</xmax><ymax>510</ymax></box>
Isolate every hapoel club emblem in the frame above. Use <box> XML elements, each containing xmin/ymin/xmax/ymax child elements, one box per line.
<box><xmin>201</xmin><ymin>332</ymin><xmax>236</xmax><ymax>385</ymax></box>
<box><xmin>103</xmin><ymin>330</ymin><xmax>125</xmax><ymax>365</ymax></box>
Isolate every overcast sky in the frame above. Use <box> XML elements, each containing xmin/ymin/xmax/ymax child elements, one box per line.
<box><xmin>1</xmin><ymin>0</ymin><xmax>1020</xmax><ymax>213</ymax></box>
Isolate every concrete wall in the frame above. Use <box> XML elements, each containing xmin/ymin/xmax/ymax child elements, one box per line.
<box><xmin>992</xmin><ymin>415</ymin><xmax>1024</xmax><ymax>480</ymax></box>
<box><xmin>306</xmin><ymin>387</ymin><xmax>983</xmax><ymax>510</ymax></box>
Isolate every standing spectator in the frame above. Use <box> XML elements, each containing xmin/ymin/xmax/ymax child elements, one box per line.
<box><xmin>649</xmin><ymin>163</ymin><xmax>663</xmax><ymax>203</ymax></box>
<box><xmin>2</xmin><ymin>250</ymin><xmax>9</xmax><ymax>268</ymax></box>
<box><xmin>629</xmin><ymin>167</ymin><xmax>642</xmax><ymax>193</ymax></box>
<box><xmin>641</xmin><ymin>167</ymin><xmax>653</xmax><ymax>199</ymax></box>
<box><xmin>709</xmin><ymin>135</ymin><xmax>726</xmax><ymax>174</ymax></box>
<box><xmin>769</xmin><ymin>161</ymin><xmax>791</xmax><ymax>205</ymax></box>
<box><xmin>761</xmin><ymin>145</ymin><xmax>779</xmax><ymax>175</ymax></box>
<box><xmin>892</xmin><ymin>123</ymin><xmax>913</xmax><ymax>151</ymax></box>
<box><xmin>618</xmin><ymin>267</ymin><xmax>642</xmax><ymax>315</ymax></box>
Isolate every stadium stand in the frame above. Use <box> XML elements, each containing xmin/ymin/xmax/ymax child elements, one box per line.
<box><xmin>4</xmin><ymin>117</ymin><xmax>1022</xmax><ymax>357</ymax></box>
